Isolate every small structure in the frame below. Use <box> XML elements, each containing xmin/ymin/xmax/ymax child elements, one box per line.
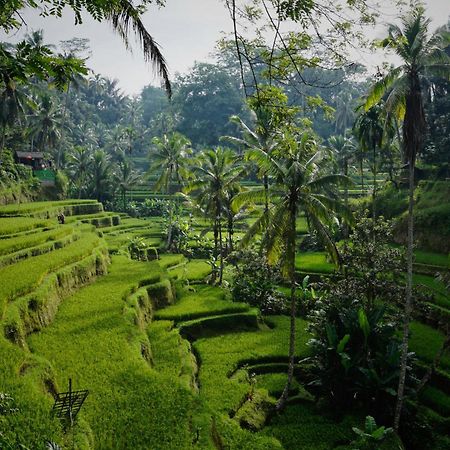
<box><xmin>15</xmin><ymin>151</ymin><xmax>55</xmax><ymax>186</ymax></box>
<box><xmin>52</xmin><ymin>379</ymin><xmax>89</xmax><ymax>427</ymax></box>
<box><xmin>15</xmin><ymin>151</ymin><xmax>46</xmax><ymax>170</ymax></box>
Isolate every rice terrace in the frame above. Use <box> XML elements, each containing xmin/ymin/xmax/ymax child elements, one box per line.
<box><xmin>0</xmin><ymin>0</ymin><xmax>449</xmax><ymax>449</ymax></box>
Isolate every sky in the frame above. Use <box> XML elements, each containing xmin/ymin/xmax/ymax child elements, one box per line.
<box><xmin>1</xmin><ymin>0</ymin><xmax>449</xmax><ymax>95</ymax></box>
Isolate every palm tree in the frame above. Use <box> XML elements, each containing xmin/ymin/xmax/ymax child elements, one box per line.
<box><xmin>234</xmin><ymin>130</ymin><xmax>351</xmax><ymax>410</ymax></box>
<box><xmin>115</xmin><ymin>157</ymin><xmax>140</xmax><ymax>210</ymax></box>
<box><xmin>0</xmin><ymin>45</ymin><xmax>29</xmax><ymax>152</ymax></box>
<box><xmin>28</xmin><ymin>94</ymin><xmax>64</xmax><ymax>163</ymax></box>
<box><xmin>365</xmin><ymin>6</ymin><xmax>450</xmax><ymax>430</ymax></box>
<box><xmin>184</xmin><ymin>147</ymin><xmax>245</xmax><ymax>284</ymax></box>
<box><xmin>68</xmin><ymin>146</ymin><xmax>92</xmax><ymax>198</ymax></box>
<box><xmin>149</xmin><ymin>132</ymin><xmax>192</xmax><ymax>192</ymax></box>
<box><xmin>328</xmin><ymin>134</ymin><xmax>355</xmax><ymax>237</ymax></box>
<box><xmin>148</xmin><ymin>132</ymin><xmax>192</xmax><ymax>248</ymax></box>
<box><xmin>334</xmin><ymin>91</ymin><xmax>355</xmax><ymax>136</ymax></box>
<box><xmin>223</xmin><ymin>87</ymin><xmax>297</xmax><ymax>216</ymax></box>
<box><xmin>89</xmin><ymin>150</ymin><xmax>112</xmax><ymax>203</ymax></box>
<box><xmin>354</xmin><ymin>104</ymin><xmax>384</xmax><ymax>218</ymax></box>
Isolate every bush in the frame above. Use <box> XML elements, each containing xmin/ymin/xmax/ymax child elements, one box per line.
<box><xmin>230</xmin><ymin>250</ymin><xmax>288</xmax><ymax>315</ymax></box>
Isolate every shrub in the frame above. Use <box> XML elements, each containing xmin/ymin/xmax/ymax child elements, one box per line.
<box><xmin>230</xmin><ymin>250</ymin><xmax>288</xmax><ymax>315</ymax></box>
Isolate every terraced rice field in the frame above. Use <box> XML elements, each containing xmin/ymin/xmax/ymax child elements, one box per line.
<box><xmin>0</xmin><ymin>199</ymin><xmax>448</xmax><ymax>449</ymax></box>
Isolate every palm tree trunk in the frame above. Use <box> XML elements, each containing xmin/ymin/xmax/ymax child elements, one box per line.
<box><xmin>263</xmin><ymin>173</ymin><xmax>269</xmax><ymax>214</ymax></box>
<box><xmin>360</xmin><ymin>156</ymin><xmax>364</xmax><ymax>194</ymax></box>
<box><xmin>372</xmin><ymin>144</ymin><xmax>377</xmax><ymax>220</ymax></box>
<box><xmin>228</xmin><ymin>213</ymin><xmax>234</xmax><ymax>254</ymax></box>
<box><xmin>276</xmin><ymin>197</ymin><xmax>297</xmax><ymax>411</ymax></box>
<box><xmin>166</xmin><ymin>203</ymin><xmax>174</xmax><ymax>249</ymax></box>
<box><xmin>219</xmin><ymin>219</ymin><xmax>224</xmax><ymax>285</ymax></box>
<box><xmin>1</xmin><ymin>122</ymin><xmax>7</xmax><ymax>155</ymax></box>
<box><xmin>394</xmin><ymin>161</ymin><xmax>414</xmax><ymax>431</ymax></box>
<box><xmin>344</xmin><ymin>159</ymin><xmax>349</xmax><ymax>239</ymax></box>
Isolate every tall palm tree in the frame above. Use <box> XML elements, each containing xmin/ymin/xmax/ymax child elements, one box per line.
<box><xmin>115</xmin><ymin>156</ymin><xmax>140</xmax><ymax>210</ymax></box>
<box><xmin>68</xmin><ymin>146</ymin><xmax>92</xmax><ymax>198</ymax></box>
<box><xmin>354</xmin><ymin>104</ymin><xmax>384</xmax><ymax>218</ymax></box>
<box><xmin>328</xmin><ymin>134</ymin><xmax>355</xmax><ymax>237</ymax></box>
<box><xmin>184</xmin><ymin>147</ymin><xmax>245</xmax><ymax>284</ymax></box>
<box><xmin>28</xmin><ymin>94</ymin><xmax>64</xmax><ymax>163</ymax></box>
<box><xmin>149</xmin><ymin>132</ymin><xmax>192</xmax><ymax>192</ymax></box>
<box><xmin>223</xmin><ymin>86</ymin><xmax>298</xmax><ymax>215</ymax></box>
<box><xmin>148</xmin><ymin>131</ymin><xmax>191</xmax><ymax>248</ymax></box>
<box><xmin>365</xmin><ymin>6</ymin><xmax>450</xmax><ymax>430</ymax></box>
<box><xmin>234</xmin><ymin>130</ymin><xmax>351</xmax><ymax>410</ymax></box>
<box><xmin>334</xmin><ymin>91</ymin><xmax>355</xmax><ymax>136</ymax></box>
<box><xmin>89</xmin><ymin>150</ymin><xmax>112</xmax><ymax>203</ymax></box>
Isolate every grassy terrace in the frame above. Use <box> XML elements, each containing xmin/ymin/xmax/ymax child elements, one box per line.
<box><xmin>0</xmin><ymin>199</ymin><xmax>447</xmax><ymax>449</ymax></box>
<box><xmin>0</xmin><ymin>229</ymin><xmax>101</xmax><ymax>314</ymax></box>
<box><xmin>28</xmin><ymin>256</ymin><xmax>201</xmax><ymax>449</ymax></box>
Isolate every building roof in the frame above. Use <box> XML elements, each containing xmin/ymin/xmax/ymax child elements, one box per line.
<box><xmin>16</xmin><ymin>151</ymin><xmax>44</xmax><ymax>159</ymax></box>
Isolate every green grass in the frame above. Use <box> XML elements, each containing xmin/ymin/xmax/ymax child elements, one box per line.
<box><xmin>155</xmin><ymin>285</ymin><xmax>250</xmax><ymax>322</ymax></box>
<box><xmin>194</xmin><ymin>316</ymin><xmax>310</xmax><ymax>415</ymax></box>
<box><xmin>0</xmin><ymin>199</ymin><xmax>98</xmax><ymax>217</ymax></box>
<box><xmin>0</xmin><ymin>217</ymin><xmax>52</xmax><ymax>236</ymax></box>
<box><xmin>295</xmin><ymin>252</ymin><xmax>336</xmax><ymax>274</ymax></box>
<box><xmin>414</xmin><ymin>250</ymin><xmax>449</xmax><ymax>268</ymax></box>
<box><xmin>420</xmin><ymin>386</ymin><xmax>450</xmax><ymax>417</ymax></box>
<box><xmin>168</xmin><ymin>259</ymin><xmax>211</xmax><ymax>281</ymax></box>
<box><xmin>0</xmin><ymin>231</ymin><xmax>101</xmax><ymax>315</ymax></box>
<box><xmin>0</xmin><ymin>226</ymin><xmax>72</xmax><ymax>256</ymax></box>
<box><xmin>413</xmin><ymin>274</ymin><xmax>450</xmax><ymax>310</ymax></box>
<box><xmin>409</xmin><ymin>321</ymin><xmax>450</xmax><ymax>371</ymax></box>
<box><xmin>27</xmin><ymin>256</ymin><xmax>206</xmax><ymax>449</ymax></box>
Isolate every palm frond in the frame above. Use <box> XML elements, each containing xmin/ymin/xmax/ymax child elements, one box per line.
<box><xmin>108</xmin><ymin>0</ymin><xmax>171</xmax><ymax>97</ymax></box>
<box><xmin>364</xmin><ymin>66</ymin><xmax>403</xmax><ymax>111</ymax></box>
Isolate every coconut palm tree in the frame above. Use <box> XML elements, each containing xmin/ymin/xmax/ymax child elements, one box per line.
<box><xmin>364</xmin><ymin>6</ymin><xmax>450</xmax><ymax>430</ymax></box>
<box><xmin>28</xmin><ymin>94</ymin><xmax>64</xmax><ymax>163</ymax></box>
<box><xmin>354</xmin><ymin>104</ymin><xmax>384</xmax><ymax>218</ymax></box>
<box><xmin>234</xmin><ymin>129</ymin><xmax>352</xmax><ymax>410</ymax></box>
<box><xmin>149</xmin><ymin>132</ymin><xmax>192</xmax><ymax>192</ymax></box>
<box><xmin>184</xmin><ymin>147</ymin><xmax>245</xmax><ymax>284</ymax></box>
<box><xmin>328</xmin><ymin>134</ymin><xmax>355</xmax><ymax>237</ymax></box>
<box><xmin>148</xmin><ymin>132</ymin><xmax>192</xmax><ymax>248</ymax></box>
<box><xmin>68</xmin><ymin>146</ymin><xmax>92</xmax><ymax>198</ymax></box>
<box><xmin>115</xmin><ymin>157</ymin><xmax>140</xmax><ymax>210</ymax></box>
<box><xmin>222</xmin><ymin>86</ymin><xmax>297</xmax><ymax>215</ymax></box>
<box><xmin>89</xmin><ymin>150</ymin><xmax>112</xmax><ymax>203</ymax></box>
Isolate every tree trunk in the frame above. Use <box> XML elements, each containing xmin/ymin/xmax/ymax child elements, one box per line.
<box><xmin>218</xmin><ymin>219</ymin><xmax>224</xmax><ymax>285</ymax></box>
<box><xmin>360</xmin><ymin>156</ymin><xmax>364</xmax><ymax>194</ymax></box>
<box><xmin>228</xmin><ymin>213</ymin><xmax>234</xmax><ymax>254</ymax></box>
<box><xmin>372</xmin><ymin>144</ymin><xmax>377</xmax><ymax>220</ymax></box>
<box><xmin>394</xmin><ymin>161</ymin><xmax>415</xmax><ymax>431</ymax></box>
<box><xmin>1</xmin><ymin>122</ymin><xmax>7</xmax><ymax>155</ymax></box>
<box><xmin>263</xmin><ymin>173</ymin><xmax>269</xmax><ymax>214</ymax></box>
<box><xmin>276</xmin><ymin>196</ymin><xmax>297</xmax><ymax>411</ymax></box>
<box><xmin>343</xmin><ymin>159</ymin><xmax>349</xmax><ymax>239</ymax></box>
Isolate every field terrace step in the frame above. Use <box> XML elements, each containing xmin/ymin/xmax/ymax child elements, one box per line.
<box><xmin>0</xmin><ymin>199</ymin><xmax>103</xmax><ymax>219</ymax></box>
<box><xmin>22</xmin><ymin>255</ymin><xmax>202</xmax><ymax>448</ymax></box>
<box><xmin>0</xmin><ymin>227</ymin><xmax>79</xmax><ymax>268</ymax></box>
<box><xmin>0</xmin><ymin>230</ymin><xmax>103</xmax><ymax>319</ymax></box>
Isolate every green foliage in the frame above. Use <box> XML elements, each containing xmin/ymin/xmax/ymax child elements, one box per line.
<box><xmin>351</xmin><ymin>415</ymin><xmax>394</xmax><ymax>449</ymax></box>
<box><xmin>306</xmin><ymin>219</ymin><xmax>407</xmax><ymax>413</ymax></box>
<box><xmin>231</xmin><ymin>250</ymin><xmax>288</xmax><ymax>314</ymax></box>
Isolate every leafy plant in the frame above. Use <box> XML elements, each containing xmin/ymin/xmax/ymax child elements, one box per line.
<box><xmin>351</xmin><ymin>415</ymin><xmax>393</xmax><ymax>449</ymax></box>
<box><xmin>230</xmin><ymin>250</ymin><xmax>288</xmax><ymax>315</ymax></box>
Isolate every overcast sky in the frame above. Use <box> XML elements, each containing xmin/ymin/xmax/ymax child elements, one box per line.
<box><xmin>2</xmin><ymin>0</ymin><xmax>449</xmax><ymax>95</ymax></box>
